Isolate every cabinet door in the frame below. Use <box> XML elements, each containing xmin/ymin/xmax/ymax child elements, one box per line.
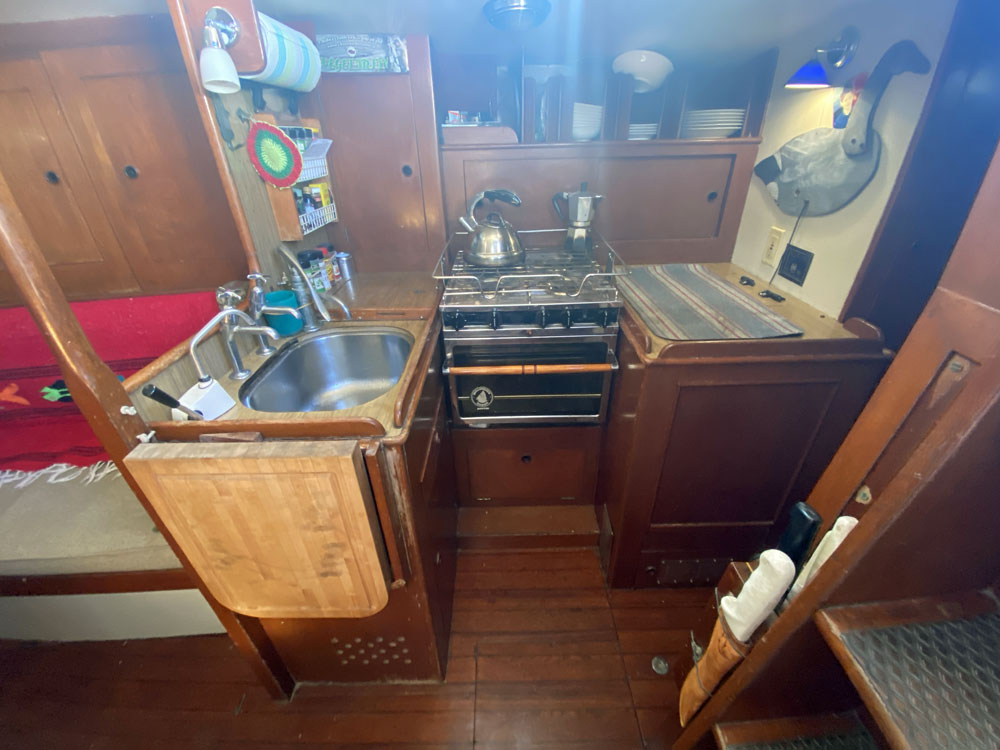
<box><xmin>453</xmin><ymin>426</ymin><xmax>602</xmax><ymax>505</ymax></box>
<box><xmin>125</xmin><ymin>440</ymin><xmax>390</xmax><ymax>619</ymax></box>
<box><xmin>40</xmin><ymin>44</ymin><xmax>247</xmax><ymax>293</ymax></box>
<box><xmin>0</xmin><ymin>59</ymin><xmax>138</xmax><ymax>305</ymax></box>
<box><xmin>316</xmin><ymin>38</ymin><xmax>445</xmax><ymax>272</ymax></box>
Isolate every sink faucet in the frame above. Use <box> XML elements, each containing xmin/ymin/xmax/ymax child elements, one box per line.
<box><xmin>246</xmin><ymin>273</ymin><xmax>301</xmax><ymax>355</ymax></box>
<box><xmin>275</xmin><ymin>244</ymin><xmax>350</xmax><ymax>331</ymax></box>
<box><xmin>190</xmin><ymin>294</ymin><xmax>280</xmax><ymax>382</ymax></box>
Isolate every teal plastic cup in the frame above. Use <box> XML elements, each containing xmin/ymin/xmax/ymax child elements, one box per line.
<box><xmin>263</xmin><ymin>290</ymin><xmax>304</xmax><ymax>337</ymax></box>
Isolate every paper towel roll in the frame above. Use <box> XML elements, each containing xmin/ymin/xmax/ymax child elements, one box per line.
<box><xmin>241</xmin><ymin>13</ymin><xmax>321</xmax><ymax>93</ymax></box>
<box><xmin>720</xmin><ymin>549</ymin><xmax>795</xmax><ymax>642</ymax></box>
<box><xmin>785</xmin><ymin>515</ymin><xmax>858</xmax><ymax>604</ymax></box>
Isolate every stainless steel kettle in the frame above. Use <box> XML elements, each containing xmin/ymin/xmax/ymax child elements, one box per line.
<box><xmin>458</xmin><ymin>189</ymin><xmax>526</xmax><ymax>267</ymax></box>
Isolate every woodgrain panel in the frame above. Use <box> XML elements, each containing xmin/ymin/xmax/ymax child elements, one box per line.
<box><xmin>0</xmin><ymin>58</ymin><xmax>138</xmax><ymax>305</ymax></box>
<box><xmin>453</xmin><ymin>426</ymin><xmax>602</xmax><ymax>505</ymax></box>
<box><xmin>440</xmin><ymin>139</ymin><xmax>761</xmax><ymax>263</ymax></box>
<box><xmin>317</xmin><ymin>50</ymin><xmax>439</xmax><ymax>272</ymax></box>
<box><xmin>125</xmin><ymin>441</ymin><xmax>390</xmax><ymax>619</ymax></box>
<box><xmin>40</xmin><ymin>43</ymin><xmax>248</xmax><ymax>293</ymax></box>
<box><xmin>650</xmin><ymin>380</ymin><xmax>838</xmax><ymax>525</ymax></box>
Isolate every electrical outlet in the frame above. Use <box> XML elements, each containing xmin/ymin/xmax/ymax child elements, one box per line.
<box><xmin>778</xmin><ymin>244</ymin><xmax>814</xmax><ymax>286</ymax></box>
<box><xmin>762</xmin><ymin>226</ymin><xmax>785</xmax><ymax>266</ymax></box>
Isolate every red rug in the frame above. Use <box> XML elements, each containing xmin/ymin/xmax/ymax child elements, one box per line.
<box><xmin>0</xmin><ymin>292</ymin><xmax>218</xmax><ymax>471</ymax></box>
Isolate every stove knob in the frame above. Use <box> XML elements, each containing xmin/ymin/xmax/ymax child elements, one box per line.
<box><xmin>491</xmin><ymin>309</ymin><xmax>500</xmax><ymax>330</ymax></box>
<box><xmin>539</xmin><ymin>307</ymin><xmax>547</xmax><ymax>328</ymax></box>
<box><xmin>563</xmin><ymin>308</ymin><xmax>573</xmax><ymax>328</ymax></box>
<box><xmin>454</xmin><ymin>312</ymin><xmax>466</xmax><ymax>331</ymax></box>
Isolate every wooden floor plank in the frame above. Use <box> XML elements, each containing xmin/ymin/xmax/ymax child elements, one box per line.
<box><xmin>475</xmin><ymin>707</ymin><xmax>643</xmax><ymax>746</ymax></box>
<box><xmin>0</xmin><ymin>548</ymin><xmax>710</xmax><ymax>749</ymax></box>
<box><xmin>476</xmin><ymin>653</ymin><xmax>625</xmax><ymax>682</ymax></box>
<box><xmin>475</xmin><ymin>679</ymin><xmax>634</xmax><ymax>711</ymax></box>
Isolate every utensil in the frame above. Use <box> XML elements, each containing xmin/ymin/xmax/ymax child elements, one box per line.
<box><xmin>458</xmin><ymin>189</ymin><xmax>526</xmax><ymax>267</ymax></box>
<box><xmin>552</xmin><ymin>181</ymin><xmax>603</xmax><ymax>253</ymax></box>
<box><xmin>141</xmin><ymin>384</ymin><xmax>203</xmax><ymax>420</ymax></box>
<box><xmin>612</xmin><ymin>50</ymin><xmax>673</xmax><ymax>93</ymax></box>
<box><xmin>754</xmin><ymin>40</ymin><xmax>931</xmax><ymax>216</ymax></box>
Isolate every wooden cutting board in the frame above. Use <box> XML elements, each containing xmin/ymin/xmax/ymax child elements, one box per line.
<box><xmin>125</xmin><ymin>440</ymin><xmax>389</xmax><ymax>618</ymax></box>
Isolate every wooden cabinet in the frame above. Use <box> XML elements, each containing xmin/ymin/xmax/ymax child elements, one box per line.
<box><xmin>453</xmin><ymin>426</ymin><xmax>602</xmax><ymax>506</ymax></box>
<box><xmin>440</xmin><ymin>139</ymin><xmax>760</xmax><ymax>264</ymax></box>
<box><xmin>41</xmin><ymin>44</ymin><xmax>247</xmax><ymax>293</ymax></box>
<box><xmin>258</xmin><ymin>343</ymin><xmax>458</xmax><ymax>683</ymax></box>
<box><xmin>0</xmin><ymin>59</ymin><xmax>139</xmax><ymax>304</ymax></box>
<box><xmin>125</xmin><ymin>440</ymin><xmax>390</xmax><ymax>619</ymax></box>
<box><xmin>0</xmin><ymin>35</ymin><xmax>246</xmax><ymax>306</ymax></box>
<box><xmin>598</xmin><ymin>273</ymin><xmax>891</xmax><ymax>588</ymax></box>
<box><xmin>316</xmin><ymin>36</ymin><xmax>445</xmax><ymax>273</ymax></box>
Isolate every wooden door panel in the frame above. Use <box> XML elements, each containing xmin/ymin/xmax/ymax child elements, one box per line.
<box><xmin>453</xmin><ymin>425</ymin><xmax>602</xmax><ymax>505</ymax></box>
<box><xmin>40</xmin><ymin>44</ymin><xmax>247</xmax><ymax>294</ymax></box>
<box><xmin>318</xmin><ymin>74</ymin><xmax>432</xmax><ymax>272</ymax></box>
<box><xmin>650</xmin><ymin>380</ymin><xmax>838</xmax><ymax>526</ymax></box>
<box><xmin>125</xmin><ymin>440</ymin><xmax>390</xmax><ymax>619</ymax></box>
<box><xmin>0</xmin><ymin>59</ymin><xmax>138</xmax><ymax>305</ymax></box>
<box><xmin>440</xmin><ymin>140</ymin><xmax>759</xmax><ymax>264</ymax></box>
<box><xmin>458</xmin><ymin>154</ymin><xmax>730</xmax><ymax>240</ymax></box>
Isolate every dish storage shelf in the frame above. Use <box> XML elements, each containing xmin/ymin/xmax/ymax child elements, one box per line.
<box><xmin>814</xmin><ymin>588</ymin><xmax>1000</xmax><ymax>750</ymax></box>
<box><xmin>434</xmin><ymin>49</ymin><xmax>776</xmax><ymax>146</ymax></box>
<box><xmin>256</xmin><ymin>114</ymin><xmax>339</xmax><ymax>242</ymax></box>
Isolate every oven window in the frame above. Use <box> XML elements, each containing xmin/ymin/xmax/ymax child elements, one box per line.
<box><xmin>454</xmin><ymin>372</ymin><xmax>605</xmax><ymax>419</ymax></box>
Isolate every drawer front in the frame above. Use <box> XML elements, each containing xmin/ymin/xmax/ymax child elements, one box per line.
<box><xmin>453</xmin><ymin>426</ymin><xmax>602</xmax><ymax>505</ymax></box>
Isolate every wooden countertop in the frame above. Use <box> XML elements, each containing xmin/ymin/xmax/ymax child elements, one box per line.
<box><xmin>124</xmin><ymin>271</ymin><xmax>442</xmax><ymax>441</ymax></box>
<box><xmin>623</xmin><ymin>262</ymin><xmax>887</xmax><ymax>361</ymax></box>
<box><xmin>329</xmin><ymin>272</ymin><xmax>440</xmax><ymax>321</ymax></box>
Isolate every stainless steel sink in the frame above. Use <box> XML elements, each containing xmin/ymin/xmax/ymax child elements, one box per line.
<box><xmin>239</xmin><ymin>327</ymin><xmax>414</xmax><ymax>412</ymax></box>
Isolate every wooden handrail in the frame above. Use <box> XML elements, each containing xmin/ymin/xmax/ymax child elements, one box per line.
<box><xmin>447</xmin><ymin>363</ymin><xmax>614</xmax><ymax>376</ymax></box>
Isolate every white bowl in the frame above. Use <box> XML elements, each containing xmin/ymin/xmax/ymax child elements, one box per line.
<box><xmin>612</xmin><ymin>50</ymin><xmax>674</xmax><ymax>94</ymax></box>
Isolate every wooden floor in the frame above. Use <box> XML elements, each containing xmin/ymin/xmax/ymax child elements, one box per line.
<box><xmin>0</xmin><ymin>549</ymin><xmax>710</xmax><ymax>749</ymax></box>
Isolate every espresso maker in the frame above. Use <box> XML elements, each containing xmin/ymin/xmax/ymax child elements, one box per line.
<box><xmin>552</xmin><ymin>182</ymin><xmax>604</xmax><ymax>254</ymax></box>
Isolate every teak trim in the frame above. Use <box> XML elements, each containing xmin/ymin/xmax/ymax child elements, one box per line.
<box><xmin>168</xmin><ymin>0</ymin><xmax>261</xmax><ymax>274</ymax></box>
<box><xmin>447</xmin><ymin>363</ymin><xmax>614</xmax><ymax>375</ymax></box>
<box><xmin>0</xmin><ymin>568</ymin><xmax>193</xmax><ymax>597</ymax></box>
<box><xmin>0</xmin><ymin>167</ymin><xmax>293</xmax><ymax>699</ymax></box>
<box><xmin>394</xmin><ymin>317</ymin><xmax>441</xmax><ymax>428</ymax></box>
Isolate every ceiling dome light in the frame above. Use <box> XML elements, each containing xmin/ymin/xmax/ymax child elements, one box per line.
<box><xmin>785</xmin><ymin>59</ymin><xmax>831</xmax><ymax>90</ymax></box>
<box><xmin>482</xmin><ymin>0</ymin><xmax>552</xmax><ymax>31</ymax></box>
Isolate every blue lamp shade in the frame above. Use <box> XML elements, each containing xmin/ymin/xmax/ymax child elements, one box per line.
<box><xmin>785</xmin><ymin>59</ymin><xmax>831</xmax><ymax>90</ymax></box>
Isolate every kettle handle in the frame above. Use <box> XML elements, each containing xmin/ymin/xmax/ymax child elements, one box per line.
<box><xmin>552</xmin><ymin>192</ymin><xmax>568</xmax><ymax>220</ymax></box>
<box><xmin>483</xmin><ymin>189</ymin><xmax>521</xmax><ymax>207</ymax></box>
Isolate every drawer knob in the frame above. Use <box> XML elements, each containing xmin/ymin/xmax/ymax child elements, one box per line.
<box><xmin>521</xmin><ymin>454</ymin><xmax>532</xmax><ymax>464</ymax></box>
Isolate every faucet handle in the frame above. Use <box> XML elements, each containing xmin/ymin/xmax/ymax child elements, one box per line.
<box><xmin>216</xmin><ymin>281</ymin><xmax>246</xmax><ymax>310</ymax></box>
<box><xmin>247</xmin><ymin>272</ymin><xmax>269</xmax><ymax>285</ymax></box>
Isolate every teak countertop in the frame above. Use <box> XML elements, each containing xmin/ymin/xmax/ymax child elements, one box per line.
<box><xmin>123</xmin><ymin>272</ymin><xmax>442</xmax><ymax>442</ymax></box>
<box><xmin>623</xmin><ymin>262</ymin><xmax>888</xmax><ymax>362</ymax></box>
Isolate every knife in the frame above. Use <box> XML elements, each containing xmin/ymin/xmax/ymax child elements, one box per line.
<box><xmin>141</xmin><ymin>384</ymin><xmax>204</xmax><ymax>420</ymax></box>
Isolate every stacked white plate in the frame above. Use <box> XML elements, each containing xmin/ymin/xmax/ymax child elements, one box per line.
<box><xmin>680</xmin><ymin>108</ymin><xmax>745</xmax><ymax>139</ymax></box>
<box><xmin>628</xmin><ymin>123</ymin><xmax>658</xmax><ymax>141</ymax></box>
<box><xmin>572</xmin><ymin>102</ymin><xmax>604</xmax><ymax>141</ymax></box>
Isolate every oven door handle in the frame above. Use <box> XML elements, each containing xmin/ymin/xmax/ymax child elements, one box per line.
<box><xmin>444</xmin><ymin>354</ymin><xmax>619</xmax><ymax>377</ymax></box>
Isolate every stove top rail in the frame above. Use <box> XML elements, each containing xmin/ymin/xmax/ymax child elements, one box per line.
<box><xmin>433</xmin><ymin>229</ymin><xmax>630</xmax><ymax>301</ymax></box>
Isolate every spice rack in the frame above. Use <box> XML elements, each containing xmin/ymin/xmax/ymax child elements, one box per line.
<box><xmin>256</xmin><ymin>114</ymin><xmax>339</xmax><ymax>241</ymax></box>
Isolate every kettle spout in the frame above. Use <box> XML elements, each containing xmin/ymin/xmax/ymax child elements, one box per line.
<box><xmin>459</xmin><ymin>215</ymin><xmax>478</xmax><ymax>232</ymax></box>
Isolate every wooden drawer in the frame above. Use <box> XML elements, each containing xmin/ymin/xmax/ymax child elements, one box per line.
<box><xmin>453</xmin><ymin>426</ymin><xmax>602</xmax><ymax>505</ymax></box>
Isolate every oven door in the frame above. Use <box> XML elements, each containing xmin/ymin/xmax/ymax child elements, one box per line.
<box><xmin>443</xmin><ymin>338</ymin><xmax>618</xmax><ymax>426</ymax></box>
